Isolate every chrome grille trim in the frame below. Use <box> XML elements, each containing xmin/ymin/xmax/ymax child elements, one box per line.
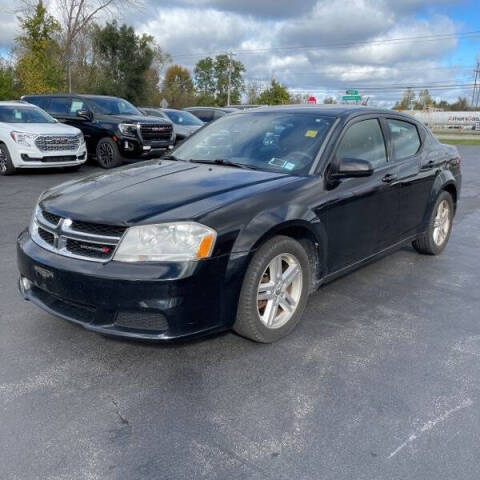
<box><xmin>32</xmin><ymin>209</ymin><xmax>125</xmax><ymax>263</ymax></box>
<box><xmin>35</xmin><ymin>134</ymin><xmax>80</xmax><ymax>152</ymax></box>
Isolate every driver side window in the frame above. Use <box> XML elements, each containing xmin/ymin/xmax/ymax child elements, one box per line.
<box><xmin>337</xmin><ymin>119</ymin><xmax>387</xmax><ymax>169</ymax></box>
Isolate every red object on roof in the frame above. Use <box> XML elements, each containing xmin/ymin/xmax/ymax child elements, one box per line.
<box><xmin>308</xmin><ymin>96</ymin><xmax>316</xmax><ymax>104</ymax></box>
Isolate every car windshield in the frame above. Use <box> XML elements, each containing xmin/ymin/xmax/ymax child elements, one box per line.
<box><xmin>165</xmin><ymin>110</ymin><xmax>203</xmax><ymax>126</ymax></box>
<box><xmin>87</xmin><ymin>97</ymin><xmax>141</xmax><ymax>116</ymax></box>
<box><xmin>173</xmin><ymin>111</ymin><xmax>335</xmax><ymax>174</ymax></box>
<box><xmin>0</xmin><ymin>106</ymin><xmax>56</xmax><ymax>124</ymax></box>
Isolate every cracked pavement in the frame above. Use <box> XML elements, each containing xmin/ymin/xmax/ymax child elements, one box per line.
<box><xmin>1</xmin><ymin>147</ymin><xmax>479</xmax><ymax>479</ymax></box>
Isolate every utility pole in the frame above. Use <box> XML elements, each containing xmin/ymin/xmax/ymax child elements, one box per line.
<box><xmin>472</xmin><ymin>61</ymin><xmax>479</xmax><ymax>109</ymax></box>
<box><xmin>227</xmin><ymin>51</ymin><xmax>235</xmax><ymax>106</ymax></box>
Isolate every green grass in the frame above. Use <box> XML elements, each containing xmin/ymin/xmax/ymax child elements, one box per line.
<box><xmin>438</xmin><ymin>138</ymin><xmax>480</xmax><ymax>146</ymax></box>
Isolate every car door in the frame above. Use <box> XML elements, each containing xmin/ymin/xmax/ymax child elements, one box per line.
<box><xmin>318</xmin><ymin>116</ymin><xmax>399</xmax><ymax>272</ymax></box>
<box><xmin>383</xmin><ymin>117</ymin><xmax>433</xmax><ymax>238</ymax></box>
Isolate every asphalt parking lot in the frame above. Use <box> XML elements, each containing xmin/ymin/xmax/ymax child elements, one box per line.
<box><xmin>1</xmin><ymin>146</ymin><xmax>479</xmax><ymax>480</ymax></box>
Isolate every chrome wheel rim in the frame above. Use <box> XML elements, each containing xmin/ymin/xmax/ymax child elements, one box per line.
<box><xmin>98</xmin><ymin>143</ymin><xmax>114</xmax><ymax>167</ymax></box>
<box><xmin>433</xmin><ymin>199</ymin><xmax>451</xmax><ymax>246</ymax></box>
<box><xmin>257</xmin><ymin>253</ymin><xmax>303</xmax><ymax>329</ymax></box>
<box><xmin>0</xmin><ymin>148</ymin><xmax>7</xmax><ymax>173</ymax></box>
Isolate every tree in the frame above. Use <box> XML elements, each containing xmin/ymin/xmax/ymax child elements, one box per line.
<box><xmin>414</xmin><ymin>89</ymin><xmax>434</xmax><ymax>110</ymax></box>
<box><xmin>16</xmin><ymin>1</ymin><xmax>64</xmax><ymax>94</ymax></box>
<box><xmin>193</xmin><ymin>55</ymin><xmax>245</xmax><ymax>106</ymax></box>
<box><xmin>256</xmin><ymin>79</ymin><xmax>290</xmax><ymax>105</ymax></box>
<box><xmin>394</xmin><ymin>88</ymin><xmax>416</xmax><ymax>110</ymax></box>
<box><xmin>194</xmin><ymin>56</ymin><xmax>216</xmax><ymax>104</ymax></box>
<box><xmin>56</xmin><ymin>0</ymin><xmax>141</xmax><ymax>92</ymax></box>
<box><xmin>245</xmin><ymin>80</ymin><xmax>262</xmax><ymax>104</ymax></box>
<box><xmin>323</xmin><ymin>96</ymin><xmax>337</xmax><ymax>104</ymax></box>
<box><xmin>450</xmin><ymin>97</ymin><xmax>469</xmax><ymax>111</ymax></box>
<box><xmin>214</xmin><ymin>54</ymin><xmax>245</xmax><ymax>106</ymax></box>
<box><xmin>91</xmin><ymin>21</ymin><xmax>157</xmax><ymax>104</ymax></box>
<box><xmin>161</xmin><ymin>65</ymin><xmax>195</xmax><ymax>108</ymax></box>
<box><xmin>0</xmin><ymin>60</ymin><xmax>18</xmax><ymax>100</ymax></box>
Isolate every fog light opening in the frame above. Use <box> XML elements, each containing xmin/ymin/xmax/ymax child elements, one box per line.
<box><xmin>21</xmin><ymin>276</ymin><xmax>32</xmax><ymax>292</ymax></box>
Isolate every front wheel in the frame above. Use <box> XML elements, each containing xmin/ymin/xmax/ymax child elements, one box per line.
<box><xmin>412</xmin><ymin>191</ymin><xmax>454</xmax><ymax>255</ymax></box>
<box><xmin>233</xmin><ymin>236</ymin><xmax>312</xmax><ymax>343</ymax></box>
<box><xmin>0</xmin><ymin>143</ymin><xmax>16</xmax><ymax>176</ymax></box>
<box><xmin>95</xmin><ymin>138</ymin><xmax>123</xmax><ymax>169</ymax></box>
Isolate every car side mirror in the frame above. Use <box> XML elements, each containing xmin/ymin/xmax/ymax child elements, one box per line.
<box><xmin>330</xmin><ymin>157</ymin><xmax>374</xmax><ymax>179</ymax></box>
<box><xmin>76</xmin><ymin>110</ymin><xmax>92</xmax><ymax>121</ymax></box>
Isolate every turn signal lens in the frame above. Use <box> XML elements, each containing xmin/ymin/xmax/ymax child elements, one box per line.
<box><xmin>196</xmin><ymin>233</ymin><xmax>215</xmax><ymax>259</ymax></box>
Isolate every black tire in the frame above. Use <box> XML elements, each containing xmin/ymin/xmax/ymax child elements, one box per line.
<box><xmin>233</xmin><ymin>235</ymin><xmax>312</xmax><ymax>343</ymax></box>
<box><xmin>0</xmin><ymin>143</ymin><xmax>16</xmax><ymax>176</ymax></box>
<box><xmin>412</xmin><ymin>191</ymin><xmax>454</xmax><ymax>255</ymax></box>
<box><xmin>95</xmin><ymin>138</ymin><xmax>123</xmax><ymax>169</ymax></box>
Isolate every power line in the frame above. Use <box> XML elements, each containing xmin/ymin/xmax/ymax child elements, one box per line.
<box><xmin>170</xmin><ymin>30</ymin><xmax>480</xmax><ymax>60</ymax></box>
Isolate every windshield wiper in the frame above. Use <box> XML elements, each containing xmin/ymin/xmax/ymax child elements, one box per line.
<box><xmin>163</xmin><ymin>154</ymin><xmax>186</xmax><ymax>162</ymax></box>
<box><xmin>189</xmin><ymin>159</ymin><xmax>259</xmax><ymax>170</ymax></box>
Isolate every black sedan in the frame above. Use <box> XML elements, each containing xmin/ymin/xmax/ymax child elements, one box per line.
<box><xmin>17</xmin><ymin>106</ymin><xmax>461</xmax><ymax>343</ymax></box>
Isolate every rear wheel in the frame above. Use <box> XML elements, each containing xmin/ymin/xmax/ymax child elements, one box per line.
<box><xmin>233</xmin><ymin>236</ymin><xmax>311</xmax><ymax>343</ymax></box>
<box><xmin>412</xmin><ymin>191</ymin><xmax>454</xmax><ymax>255</ymax></box>
<box><xmin>0</xmin><ymin>143</ymin><xmax>16</xmax><ymax>176</ymax></box>
<box><xmin>95</xmin><ymin>138</ymin><xmax>122</xmax><ymax>169</ymax></box>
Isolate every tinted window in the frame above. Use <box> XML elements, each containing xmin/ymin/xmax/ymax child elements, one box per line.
<box><xmin>174</xmin><ymin>112</ymin><xmax>335</xmax><ymax>175</ymax></box>
<box><xmin>25</xmin><ymin>97</ymin><xmax>50</xmax><ymax>110</ymax></box>
<box><xmin>388</xmin><ymin>119</ymin><xmax>421</xmax><ymax>160</ymax></box>
<box><xmin>336</xmin><ymin>119</ymin><xmax>387</xmax><ymax>168</ymax></box>
<box><xmin>164</xmin><ymin>110</ymin><xmax>203</xmax><ymax>126</ymax></box>
<box><xmin>70</xmin><ymin>99</ymin><xmax>87</xmax><ymax>115</ymax></box>
<box><xmin>192</xmin><ymin>110</ymin><xmax>213</xmax><ymax>122</ymax></box>
<box><xmin>213</xmin><ymin>110</ymin><xmax>226</xmax><ymax>120</ymax></box>
<box><xmin>49</xmin><ymin>97</ymin><xmax>71</xmax><ymax>115</ymax></box>
<box><xmin>87</xmin><ymin>97</ymin><xmax>141</xmax><ymax>116</ymax></box>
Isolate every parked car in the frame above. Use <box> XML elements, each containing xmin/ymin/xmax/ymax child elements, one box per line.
<box><xmin>17</xmin><ymin>105</ymin><xmax>461</xmax><ymax>343</ymax></box>
<box><xmin>141</xmin><ymin>107</ymin><xmax>203</xmax><ymax>143</ymax></box>
<box><xmin>22</xmin><ymin>94</ymin><xmax>174</xmax><ymax>168</ymax></box>
<box><xmin>184</xmin><ymin>106</ymin><xmax>237</xmax><ymax>123</ymax></box>
<box><xmin>0</xmin><ymin>101</ymin><xmax>87</xmax><ymax>176</ymax></box>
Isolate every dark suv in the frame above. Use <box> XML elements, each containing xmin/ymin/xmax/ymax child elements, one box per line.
<box><xmin>22</xmin><ymin>94</ymin><xmax>174</xmax><ymax>168</ymax></box>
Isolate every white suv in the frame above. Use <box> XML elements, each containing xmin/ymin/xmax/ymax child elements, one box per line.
<box><xmin>0</xmin><ymin>101</ymin><xmax>87</xmax><ymax>175</ymax></box>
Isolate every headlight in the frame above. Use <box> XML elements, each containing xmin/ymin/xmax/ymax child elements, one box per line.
<box><xmin>118</xmin><ymin>123</ymin><xmax>138</xmax><ymax>136</ymax></box>
<box><xmin>29</xmin><ymin>204</ymin><xmax>41</xmax><ymax>236</ymax></box>
<box><xmin>77</xmin><ymin>133</ymin><xmax>85</xmax><ymax>146</ymax></box>
<box><xmin>10</xmin><ymin>131</ymin><xmax>37</xmax><ymax>147</ymax></box>
<box><xmin>113</xmin><ymin>222</ymin><xmax>217</xmax><ymax>262</ymax></box>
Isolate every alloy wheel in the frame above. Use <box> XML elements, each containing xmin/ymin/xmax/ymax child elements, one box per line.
<box><xmin>0</xmin><ymin>147</ymin><xmax>7</xmax><ymax>173</ymax></box>
<box><xmin>98</xmin><ymin>142</ymin><xmax>115</xmax><ymax>167</ymax></box>
<box><xmin>433</xmin><ymin>199</ymin><xmax>451</xmax><ymax>246</ymax></box>
<box><xmin>257</xmin><ymin>253</ymin><xmax>303</xmax><ymax>329</ymax></box>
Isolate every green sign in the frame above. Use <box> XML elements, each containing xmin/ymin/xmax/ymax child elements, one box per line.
<box><xmin>342</xmin><ymin>95</ymin><xmax>362</xmax><ymax>101</ymax></box>
<box><xmin>346</xmin><ymin>89</ymin><xmax>359</xmax><ymax>95</ymax></box>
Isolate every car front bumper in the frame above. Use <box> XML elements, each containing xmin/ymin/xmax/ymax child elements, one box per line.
<box><xmin>117</xmin><ymin>135</ymin><xmax>174</xmax><ymax>159</ymax></box>
<box><xmin>17</xmin><ymin>230</ymin><xmax>249</xmax><ymax>341</ymax></box>
<box><xmin>11</xmin><ymin>145</ymin><xmax>87</xmax><ymax>168</ymax></box>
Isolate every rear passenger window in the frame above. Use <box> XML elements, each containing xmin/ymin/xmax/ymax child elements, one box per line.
<box><xmin>49</xmin><ymin>98</ymin><xmax>71</xmax><ymax>115</ymax></box>
<box><xmin>195</xmin><ymin>110</ymin><xmax>213</xmax><ymax>122</ymax></box>
<box><xmin>387</xmin><ymin>119</ymin><xmax>421</xmax><ymax>160</ymax></box>
<box><xmin>336</xmin><ymin>119</ymin><xmax>387</xmax><ymax>168</ymax></box>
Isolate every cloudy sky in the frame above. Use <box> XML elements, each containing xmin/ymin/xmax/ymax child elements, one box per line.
<box><xmin>1</xmin><ymin>0</ymin><xmax>479</xmax><ymax>105</ymax></box>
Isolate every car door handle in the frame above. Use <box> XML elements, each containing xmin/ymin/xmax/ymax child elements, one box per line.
<box><xmin>382</xmin><ymin>173</ymin><xmax>396</xmax><ymax>183</ymax></box>
<box><xmin>421</xmin><ymin>160</ymin><xmax>435</xmax><ymax>170</ymax></box>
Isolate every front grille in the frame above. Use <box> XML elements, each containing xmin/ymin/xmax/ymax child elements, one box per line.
<box><xmin>38</xmin><ymin>227</ymin><xmax>55</xmax><ymax>245</ymax></box>
<box><xmin>33</xmin><ymin>209</ymin><xmax>125</xmax><ymax>262</ymax></box>
<box><xmin>42</xmin><ymin>210</ymin><xmax>61</xmax><ymax>226</ymax></box>
<box><xmin>66</xmin><ymin>238</ymin><xmax>114</xmax><ymax>260</ymax></box>
<box><xmin>41</xmin><ymin>155</ymin><xmax>77</xmax><ymax>163</ymax></box>
<box><xmin>71</xmin><ymin>220</ymin><xmax>126</xmax><ymax>238</ymax></box>
<box><xmin>35</xmin><ymin>135</ymin><xmax>80</xmax><ymax>152</ymax></box>
<box><xmin>115</xmin><ymin>311</ymin><xmax>168</xmax><ymax>331</ymax></box>
<box><xmin>33</xmin><ymin>286</ymin><xmax>96</xmax><ymax>323</ymax></box>
<box><xmin>140</xmin><ymin>123</ymin><xmax>173</xmax><ymax>141</ymax></box>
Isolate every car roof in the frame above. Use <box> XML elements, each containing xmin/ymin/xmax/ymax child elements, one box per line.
<box><xmin>185</xmin><ymin>106</ymin><xmax>237</xmax><ymax>112</ymax></box>
<box><xmin>22</xmin><ymin>94</ymin><xmax>125</xmax><ymax>101</ymax></box>
<box><xmin>230</xmin><ymin>104</ymin><xmax>420</xmax><ymax>122</ymax></box>
<box><xmin>0</xmin><ymin>100</ymin><xmax>37</xmax><ymax>107</ymax></box>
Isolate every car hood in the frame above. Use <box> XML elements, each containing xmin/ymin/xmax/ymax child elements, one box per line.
<box><xmin>4</xmin><ymin>122</ymin><xmax>80</xmax><ymax>135</ymax></box>
<box><xmin>99</xmin><ymin>114</ymin><xmax>172</xmax><ymax>125</ymax></box>
<box><xmin>40</xmin><ymin>160</ymin><xmax>289</xmax><ymax>225</ymax></box>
